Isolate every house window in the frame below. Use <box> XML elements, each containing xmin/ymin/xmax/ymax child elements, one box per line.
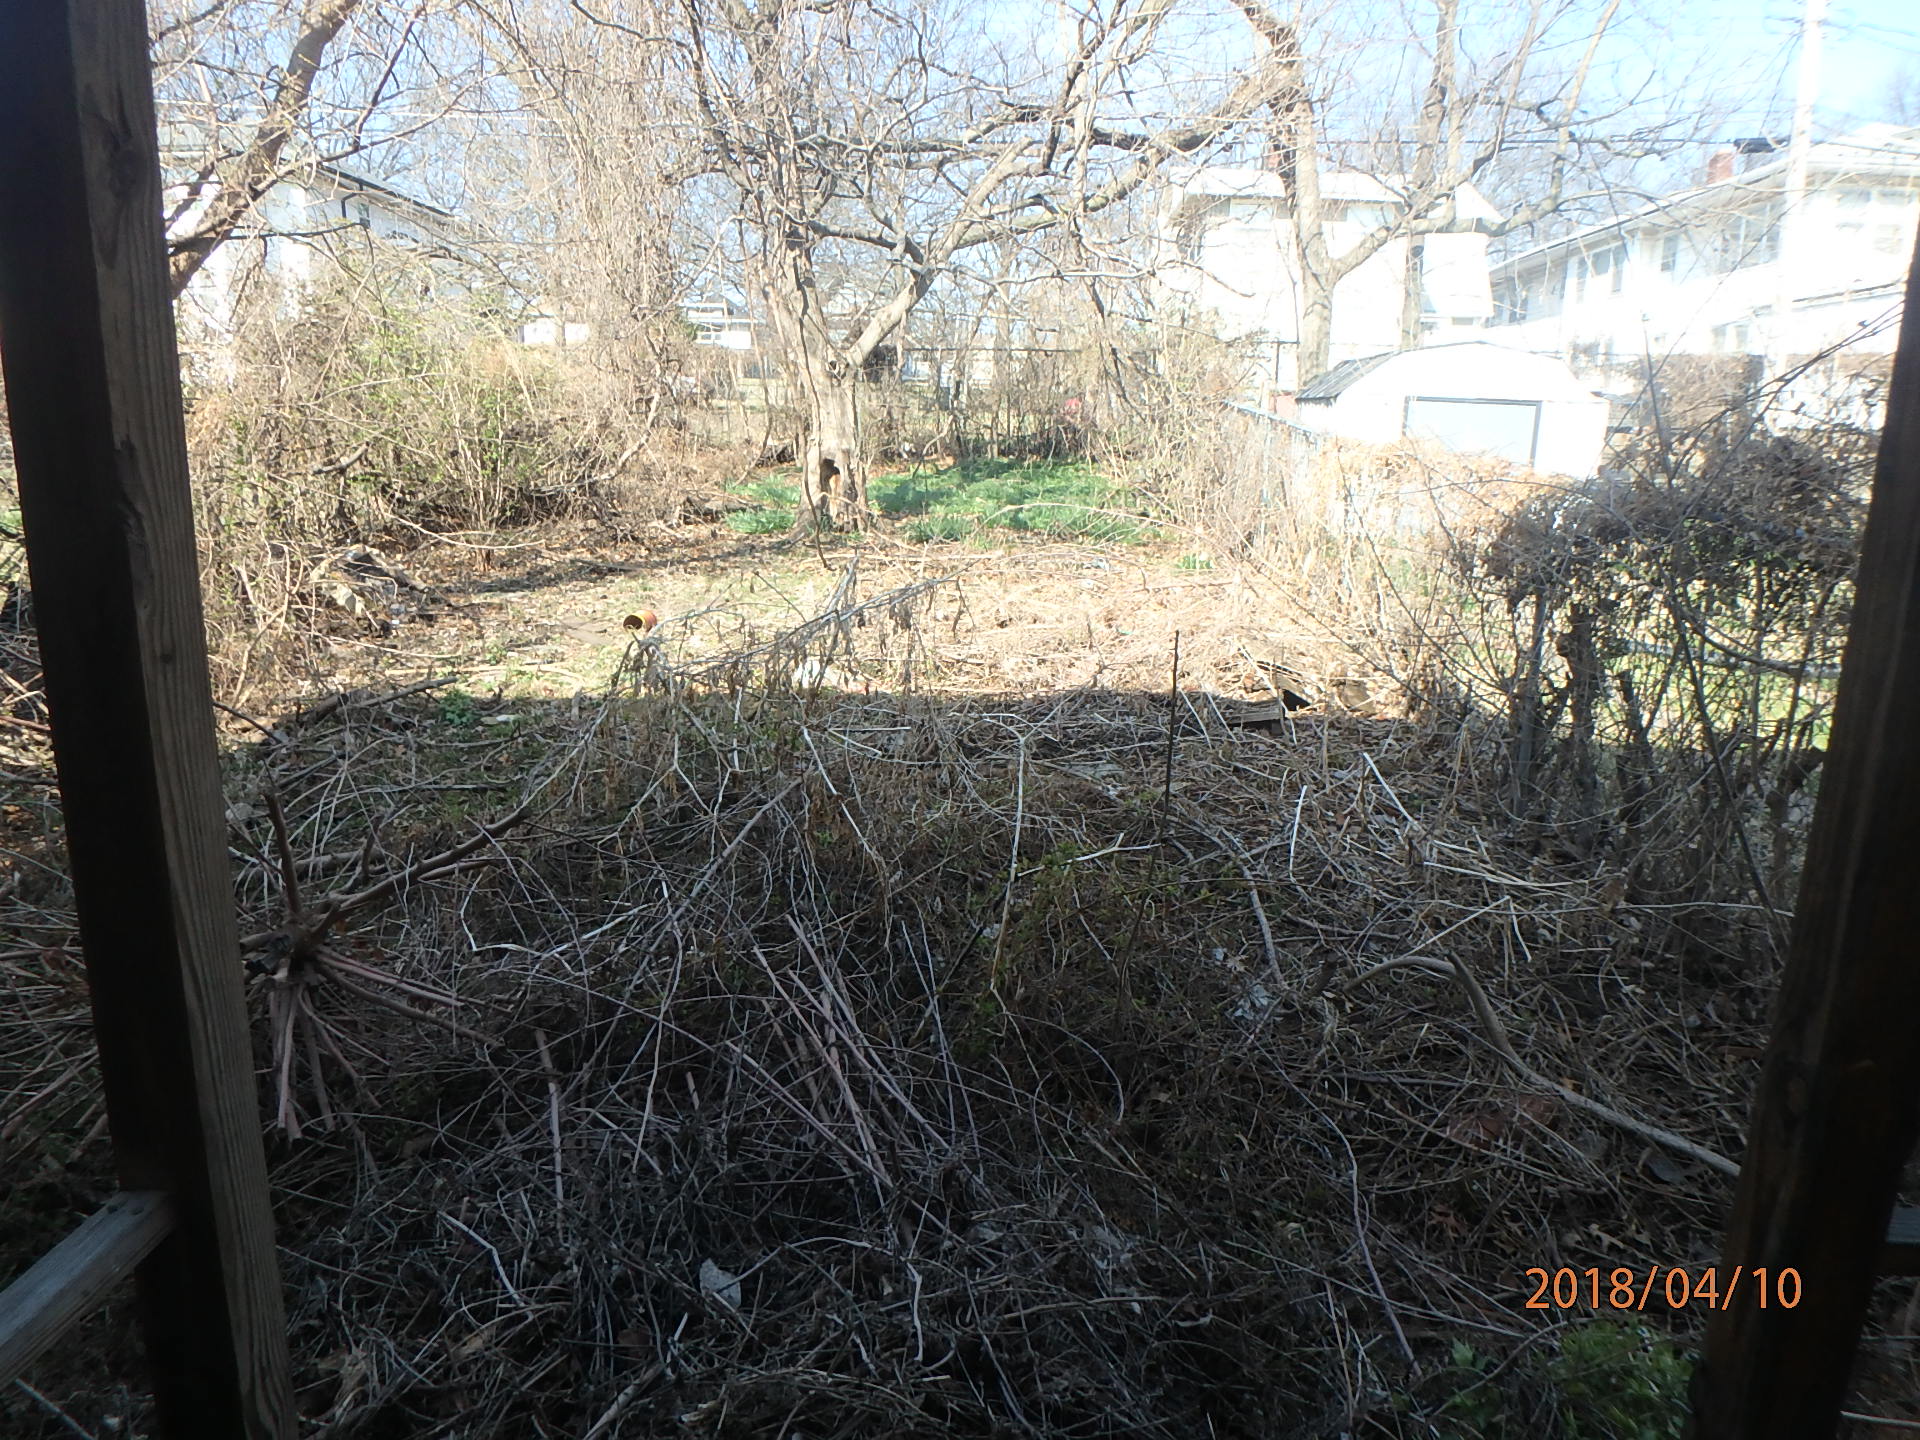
<box><xmin>1346</xmin><ymin>203</ymin><xmax>1394</xmax><ymax>229</ymax></box>
<box><xmin>1660</xmin><ymin>234</ymin><xmax>1680</xmax><ymax>272</ymax></box>
<box><xmin>1712</xmin><ymin>321</ymin><xmax>1752</xmax><ymax>353</ymax></box>
<box><xmin>1611</xmin><ymin>243</ymin><xmax>1626</xmax><ymax>292</ymax></box>
<box><xmin>1573</xmin><ymin>254</ymin><xmax>1589</xmax><ymax>300</ymax></box>
<box><xmin>1712</xmin><ymin>209</ymin><xmax>1780</xmax><ymax>272</ymax></box>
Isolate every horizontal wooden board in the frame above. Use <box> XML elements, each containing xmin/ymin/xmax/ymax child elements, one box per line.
<box><xmin>0</xmin><ymin>1191</ymin><xmax>174</xmax><ymax>1384</ymax></box>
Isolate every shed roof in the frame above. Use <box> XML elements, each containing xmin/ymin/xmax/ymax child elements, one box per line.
<box><xmin>1297</xmin><ymin>351</ymin><xmax>1397</xmax><ymax>401</ymax></box>
<box><xmin>1296</xmin><ymin>341</ymin><xmax>1601</xmax><ymax>404</ymax></box>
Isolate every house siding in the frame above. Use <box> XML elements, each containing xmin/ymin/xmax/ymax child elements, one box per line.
<box><xmin>1488</xmin><ymin>125</ymin><xmax>1920</xmax><ymax>387</ymax></box>
<box><xmin>1156</xmin><ymin>167</ymin><xmax>1500</xmax><ymax>391</ymax></box>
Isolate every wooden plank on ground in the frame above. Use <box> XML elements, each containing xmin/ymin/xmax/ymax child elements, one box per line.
<box><xmin>1689</xmin><ymin>239</ymin><xmax>1920</xmax><ymax>1437</ymax></box>
<box><xmin>0</xmin><ymin>3</ymin><xmax>294</xmax><ymax>1437</ymax></box>
<box><xmin>0</xmin><ymin>1193</ymin><xmax>176</xmax><ymax>1385</ymax></box>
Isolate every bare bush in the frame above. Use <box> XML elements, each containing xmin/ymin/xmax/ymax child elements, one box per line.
<box><xmin>1124</xmin><ymin>385</ymin><xmax>1869</xmax><ymax>977</ymax></box>
<box><xmin>181</xmin><ymin>263</ymin><xmax>635</xmax><ymax>694</ymax></box>
<box><xmin>1453</xmin><ymin>416</ymin><xmax>1868</xmax><ymax>926</ymax></box>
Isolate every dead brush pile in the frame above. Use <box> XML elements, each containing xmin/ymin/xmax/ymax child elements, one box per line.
<box><xmin>2</xmin><ymin>571</ymin><xmax>1763</xmax><ymax>1439</ymax></box>
<box><xmin>1442</xmin><ymin>420</ymin><xmax>1871</xmax><ymax>913</ymax></box>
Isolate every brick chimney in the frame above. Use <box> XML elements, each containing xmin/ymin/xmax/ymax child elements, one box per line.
<box><xmin>1705</xmin><ymin>150</ymin><xmax>1736</xmax><ymax>184</ymax></box>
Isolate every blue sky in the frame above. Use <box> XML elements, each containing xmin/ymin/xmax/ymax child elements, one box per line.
<box><xmin>1656</xmin><ymin>0</ymin><xmax>1920</xmax><ymax>134</ymax></box>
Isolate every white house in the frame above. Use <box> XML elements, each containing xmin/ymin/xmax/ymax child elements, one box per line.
<box><xmin>519</xmin><ymin>316</ymin><xmax>593</xmax><ymax>347</ymax></box>
<box><xmin>1488</xmin><ymin>124</ymin><xmax>1920</xmax><ymax>391</ymax></box>
<box><xmin>684</xmin><ymin>295</ymin><xmax>757</xmax><ymax>350</ymax></box>
<box><xmin>166</xmin><ymin>156</ymin><xmax>469</xmax><ymax>346</ymax></box>
<box><xmin>1295</xmin><ymin>341</ymin><xmax>1610</xmax><ymax>477</ymax></box>
<box><xmin>1155</xmin><ymin>164</ymin><xmax>1503</xmax><ymax>393</ymax></box>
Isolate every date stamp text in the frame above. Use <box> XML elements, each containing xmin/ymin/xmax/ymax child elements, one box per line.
<box><xmin>1523</xmin><ymin>1266</ymin><xmax>1802</xmax><ymax>1312</ymax></box>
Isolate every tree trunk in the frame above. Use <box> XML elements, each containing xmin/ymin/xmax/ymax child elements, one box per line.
<box><xmin>1399</xmin><ymin>238</ymin><xmax>1427</xmax><ymax>350</ymax></box>
<box><xmin>761</xmin><ymin>254</ymin><xmax>872</xmax><ymax>532</ymax></box>
<box><xmin>1296</xmin><ymin>287</ymin><xmax>1334</xmax><ymax>387</ymax></box>
<box><xmin>1255</xmin><ymin>9</ymin><xmax>1339</xmax><ymax>389</ymax></box>
<box><xmin>799</xmin><ymin>364</ymin><xmax>867</xmax><ymax>530</ymax></box>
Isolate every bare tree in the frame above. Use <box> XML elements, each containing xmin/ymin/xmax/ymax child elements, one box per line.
<box><xmin>458</xmin><ymin>0</ymin><xmax>702</xmax><ymax>435</ymax></box>
<box><xmin>1879</xmin><ymin>62</ymin><xmax>1920</xmax><ymax>127</ymax></box>
<box><xmin>1240</xmin><ymin>0</ymin><xmax>1624</xmax><ymax>383</ymax></box>
<box><xmin>583</xmin><ymin>0</ymin><xmax>1294</xmax><ymax>530</ymax></box>
<box><xmin>160</xmin><ymin>0</ymin><xmax>362</xmax><ymax>294</ymax></box>
<box><xmin>152</xmin><ymin>0</ymin><xmax>495</xmax><ymax>298</ymax></box>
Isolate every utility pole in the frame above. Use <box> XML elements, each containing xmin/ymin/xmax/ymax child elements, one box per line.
<box><xmin>1773</xmin><ymin>0</ymin><xmax>1827</xmax><ymax>368</ymax></box>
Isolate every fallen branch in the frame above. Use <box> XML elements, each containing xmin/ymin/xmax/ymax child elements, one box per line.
<box><xmin>1341</xmin><ymin>953</ymin><xmax>1740</xmax><ymax>1178</ymax></box>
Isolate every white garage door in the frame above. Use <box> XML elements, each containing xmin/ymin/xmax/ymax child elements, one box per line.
<box><xmin>1403</xmin><ymin>396</ymin><xmax>1542</xmax><ymax>466</ymax></box>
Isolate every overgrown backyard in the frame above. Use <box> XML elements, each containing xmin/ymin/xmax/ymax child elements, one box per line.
<box><xmin>4</xmin><ymin>377</ymin><xmax>1916</xmax><ymax>1437</ymax></box>
<box><xmin>5</xmin><ymin>0</ymin><xmax>1919</xmax><ymax>1423</ymax></box>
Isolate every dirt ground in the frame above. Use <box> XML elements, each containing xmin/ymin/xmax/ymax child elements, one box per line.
<box><xmin>291</xmin><ymin>518</ymin><xmax>1384</xmax><ymax>717</ymax></box>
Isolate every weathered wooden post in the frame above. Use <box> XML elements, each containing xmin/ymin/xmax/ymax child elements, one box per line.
<box><xmin>1690</xmin><ymin>239</ymin><xmax>1920</xmax><ymax>1436</ymax></box>
<box><xmin>0</xmin><ymin>0</ymin><xmax>294</xmax><ymax>1435</ymax></box>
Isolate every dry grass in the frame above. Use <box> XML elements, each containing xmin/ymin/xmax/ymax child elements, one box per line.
<box><xmin>2</xmin><ymin>550</ymin><xmax>1820</xmax><ymax>1439</ymax></box>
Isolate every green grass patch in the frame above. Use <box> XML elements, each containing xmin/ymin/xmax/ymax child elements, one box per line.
<box><xmin>727</xmin><ymin>507</ymin><xmax>797</xmax><ymax>535</ymax></box>
<box><xmin>1425</xmin><ymin>1321</ymin><xmax>1690</xmax><ymax>1439</ymax></box>
<box><xmin>871</xmin><ymin>458</ymin><xmax>1155</xmax><ymax>543</ymax></box>
<box><xmin>723</xmin><ymin>471</ymin><xmax>800</xmax><ymax>535</ymax></box>
<box><xmin>902</xmin><ymin>514</ymin><xmax>975</xmax><ymax>543</ymax></box>
<box><xmin>735</xmin><ymin>472</ymin><xmax>801</xmax><ymax>509</ymax></box>
<box><xmin>721</xmin><ymin>458</ymin><xmax>1156</xmax><ymax>542</ymax></box>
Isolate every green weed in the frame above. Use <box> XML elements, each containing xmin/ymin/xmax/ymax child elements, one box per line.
<box><xmin>727</xmin><ymin>508</ymin><xmax>797</xmax><ymax>535</ymax></box>
<box><xmin>870</xmin><ymin>458</ymin><xmax>1156</xmax><ymax>543</ymax></box>
<box><xmin>1423</xmin><ymin>1322</ymin><xmax>1691</xmax><ymax>1439</ymax></box>
<box><xmin>1552</xmin><ymin>1321</ymin><xmax>1690</xmax><ymax>1440</ymax></box>
<box><xmin>438</xmin><ymin>689</ymin><xmax>480</xmax><ymax>729</ymax></box>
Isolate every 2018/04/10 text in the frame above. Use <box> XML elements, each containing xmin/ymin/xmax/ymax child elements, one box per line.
<box><xmin>1523</xmin><ymin>1266</ymin><xmax>1802</xmax><ymax>1312</ymax></box>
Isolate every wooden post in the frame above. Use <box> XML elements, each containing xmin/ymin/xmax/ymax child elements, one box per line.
<box><xmin>1690</xmin><ymin>240</ymin><xmax>1920</xmax><ymax>1437</ymax></box>
<box><xmin>0</xmin><ymin>2</ymin><xmax>294</xmax><ymax>1437</ymax></box>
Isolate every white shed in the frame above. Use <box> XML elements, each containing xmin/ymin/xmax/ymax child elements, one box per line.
<box><xmin>1295</xmin><ymin>341</ymin><xmax>1610</xmax><ymax>477</ymax></box>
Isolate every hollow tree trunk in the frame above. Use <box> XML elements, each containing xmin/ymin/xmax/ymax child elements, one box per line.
<box><xmin>761</xmin><ymin>256</ymin><xmax>872</xmax><ymax>532</ymax></box>
<box><xmin>799</xmin><ymin>365</ymin><xmax>867</xmax><ymax>530</ymax></box>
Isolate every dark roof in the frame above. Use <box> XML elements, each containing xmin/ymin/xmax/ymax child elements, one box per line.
<box><xmin>320</xmin><ymin>162</ymin><xmax>456</xmax><ymax>221</ymax></box>
<box><xmin>1297</xmin><ymin>351</ymin><xmax>1397</xmax><ymax>401</ymax></box>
